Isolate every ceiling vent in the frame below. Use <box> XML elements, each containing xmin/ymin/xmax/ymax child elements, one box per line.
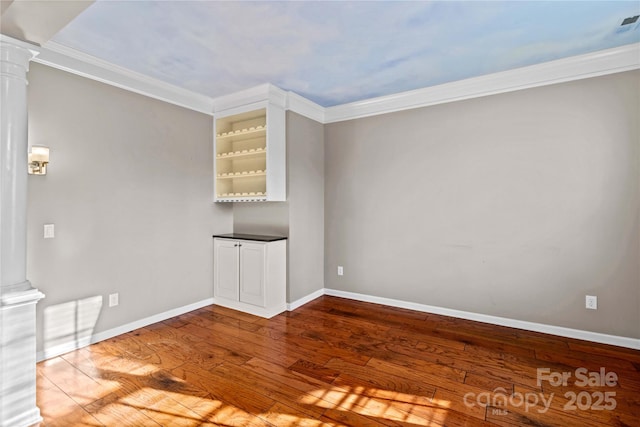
<box><xmin>615</xmin><ymin>15</ymin><xmax>639</xmax><ymax>35</ymax></box>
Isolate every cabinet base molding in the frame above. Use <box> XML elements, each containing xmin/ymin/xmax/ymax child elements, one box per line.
<box><xmin>212</xmin><ymin>297</ymin><xmax>286</xmax><ymax>319</ymax></box>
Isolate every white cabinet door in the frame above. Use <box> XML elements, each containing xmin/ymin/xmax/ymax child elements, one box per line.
<box><xmin>213</xmin><ymin>237</ymin><xmax>285</xmax><ymax>318</ymax></box>
<box><xmin>214</xmin><ymin>239</ymin><xmax>239</xmax><ymax>300</ymax></box>
<box><xmin>239</xmin><ymin>242</ymin><xmax>266</xmax><ymax>307</ymax></box>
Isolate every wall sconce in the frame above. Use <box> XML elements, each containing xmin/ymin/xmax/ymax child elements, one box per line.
<box><xmin>28</xmin><ymin>146</ymin><xmax>49</xmax><ymax>175</ymax></box>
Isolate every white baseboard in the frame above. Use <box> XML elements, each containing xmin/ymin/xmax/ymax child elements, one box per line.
<box><xmin>37</xmin><ymin>289</ymin><xmax>640</xmax><ymax>362</ymax></box>
<box><xmin>36</xmin><ymin>297</ymin><xmax>215</xmax><ymax>362</ymax></box>
<box><xmin>287</xmin><ymin>288</ymin><xmax>326</xmax><ymax>311</ymax></box>
<box><xmin>323</xmin><ymin>289</ymin><xmax>640</xmax><ymax>350</ymax></box>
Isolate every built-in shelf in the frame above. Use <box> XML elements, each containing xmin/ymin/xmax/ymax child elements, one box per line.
<box><xmin>216</xmin><ymin>147</ymin><xmax>266</xmax><ymax>159</ymax></box>
<box><xmin>213</xmin><ymin>103</ymin><xmax>285</xmax><ymax>202</ymax></box>
<box><xmin>216</xmin><ymin>171</ymin><xmax>266</xmax><ymax>179</ymax></box>
<box><xmin>217</xmin><ymin>192</ymin><xmax>267</xmax><ymax>198</ymax></box>
<box><xmin>216</xmin><ymin>194</ymin><xmax>268</xmax><ymax>202</ymax></box>
<box><xmin>216</xmin><ymin>125</ymin><xmax>266</xmax><ymax>140</ymax></box>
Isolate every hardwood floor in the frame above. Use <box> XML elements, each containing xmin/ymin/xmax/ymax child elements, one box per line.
<box><xmin>37</xmin><ymin>296</ymin><xmax>640</xmax><ymax>426</ymax></box>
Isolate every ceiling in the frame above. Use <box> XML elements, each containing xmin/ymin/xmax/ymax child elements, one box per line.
<box><xmin>35</xmin><ymin>1</ymin><xmax>640</xmax><ymax>107</ymax></box>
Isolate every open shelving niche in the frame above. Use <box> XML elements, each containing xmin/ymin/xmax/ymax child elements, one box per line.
<box><xmin>214</xmin><ymin>104</ymin><xmax>285</xmax><ymax>202</ymax></box>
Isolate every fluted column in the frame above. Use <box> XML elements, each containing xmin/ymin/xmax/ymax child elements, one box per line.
<box><xmin>0</xmin><ymin>35</ymin><xmax>45</xmax><ymax>427</ymax></box>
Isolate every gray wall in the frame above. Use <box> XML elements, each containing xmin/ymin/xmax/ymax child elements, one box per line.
<box><xmin>325</xmin><ymin>71</ymin><xmax>640</xmax><ymax>339</ymax></box>
<box><xmin>287</xmin><ymin>112</ymin><xmax>325</xmax><ymax>302</ymax></box>
<box><xmin>26</xmin><ymin>60</ymin><xmax>637</xmax><ymax>352</ymax></box>
<box><xmin>233</xmin><ymin>112</ymin><xmax>325</xmax><ymax>302</ymax></box>
<box><xmin>27</xmin><ymin>63</ymin><xmax>233</xmax><ymax>355</ymax></box>
<box><xmin>233</xmin><ymin>202</ymin><xmax>289</xmax><ymax>236</ymax></box>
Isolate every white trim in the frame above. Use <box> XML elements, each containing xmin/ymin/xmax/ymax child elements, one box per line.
<box><xmin>213</xmin><ymin>100</ymin><xmax>268</xmax><ymax>119</ymax></box>
<box><xmin>324</xmin><ymin>43</ymin><xmax>640</xmax><ymax>123</ymax></box>
<box><xmin>28</xmin><ymin>42</ymin><xmax>321</xmax><ymax>120</ymax></box>
<box><xmin>0</xmin><ymin>287</ymin><xmax>44</xmax><ymax>306</ymax></box>
<box><xmin>286</xmin><ymin>288</ymin><xmax>326</xmax><ymax>311</ymax></box>
<box><xmin>0</xmin><ymin>34</ymin><xmax>40</xmax><ymax>57</ymax></box>
<box><xmin>27</xmin><ymin>42</ymin><xmax>640</xmax><ymax>124</ymax></box>
<box><xmin>36</xmin><ymin>297</ymin><xmax>214</xmax><ymax>361</ymax></box>
<box><xmin>0</xmin><ymin>407</ymin><xmax>42</xmax><ymax>427</ymax></box>
<box><xmin>286</xmin><ymin>91</ymin><xmax>325</xmax><ymax>123</ymax></box>
<box><xmin>34</xmin><ymin>41</ymin><xmax>215</xmax><ymax>114</ymax></box>
<box><xmin>212</xmin><ymin>83</ymin><xmax>288</xmax><ymax>113</ymax></box>
<box><xmin>35</xmin><ymin>288</ymin><xmax>640</xmax><ymax>362</ymax></box>
<box><xmin>323</xmin><ymin>289</ymin><xmax>640</xmax><ymax>350</ymax></box>
<box><xmin>212</xmin><ymin>297</ymin><xmax>286</xmax><ymax>319</ymax></box>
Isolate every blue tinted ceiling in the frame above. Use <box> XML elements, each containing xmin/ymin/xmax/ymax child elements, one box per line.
<box><xmin>51</xmin><ymin>1</ymin><xmax>640</xmax><ymax>106</ymax></box>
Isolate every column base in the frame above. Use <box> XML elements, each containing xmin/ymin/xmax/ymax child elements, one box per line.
<box><xmin>0</xmin><ymin>285</ymin><xmax>45</xmax><ymax>427</ymax></box>
<box><xmin>0</xmin><ymin>407</ymin><xmax>42</xmax><ymax>427</ymax></box>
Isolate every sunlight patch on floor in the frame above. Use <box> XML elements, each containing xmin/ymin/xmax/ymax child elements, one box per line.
<box><xmin>300</xmin><ymin>385</ymin><xmax>452</xmax><ymax>426</ymax></box>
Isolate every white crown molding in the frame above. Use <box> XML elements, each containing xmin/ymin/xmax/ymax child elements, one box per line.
<box><xmin>286</xmin><ymin>91</ymin><xmax>325</xmax><ymax>123</ymax></box>
<box><xmin>28</xmin><ymin>41</ymin><xmax>639</xmax><ymax>124</ymax></box>
<box><xmin>324</xmin><ymin>43</ymin><xmax>640</xmax><ymax>123</ymax></box>
<box><xmin>28</xmin><ymin>42</ymin><xmax>323</xmax><ymax>121</ymax></box>
<box><xmin>35</xmin><ymin>41</ymin><xmax>215</xmax><ymax>114</ymax></box>
<box><xmin>211</xmin><ymin>84</ymin><xmax>326</xmax><ymax>123</ymax></box>
<box><xmin>211</xmin><ymin>83</ymin><xmax>290</xmax><ymax>114</ymax></box>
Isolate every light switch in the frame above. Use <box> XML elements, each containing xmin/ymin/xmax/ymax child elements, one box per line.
<box><xmin>44</xmin><ymin>224</ymin><xmax>55</xmax><ymax>239</ymax></box>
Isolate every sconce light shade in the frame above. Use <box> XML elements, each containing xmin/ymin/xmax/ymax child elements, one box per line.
<box><xmin>28</xmin><ymin>145</ymin><xmax>49</xmax><ymax>175</ymax></box>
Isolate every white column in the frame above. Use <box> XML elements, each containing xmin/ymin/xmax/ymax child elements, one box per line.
<box><xmin>0</xmin><ymin>35</ymin><xmax>45</xmax><ymax>427</ymax></box>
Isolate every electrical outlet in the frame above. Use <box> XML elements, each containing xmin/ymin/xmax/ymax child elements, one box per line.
<box><xmin>337</xmin><ymin>266</ymin><xmax>344</xmax><ymax>276</ymax></box>
<box><xmin>109</xmin><ymin>293</ymin><xmax>119</xmax><ymax>307</ymax></box>
<box><xmin>586</xmin><ymin>295</ymin><xmax>597</xmax><ymax>310</ymax></box>
<box><xmin>44</xmin><ymin>224</ymin><xmax>55</xmax><ymax>239</ymax></box>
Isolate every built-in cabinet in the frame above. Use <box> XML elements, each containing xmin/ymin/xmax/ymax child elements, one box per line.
<box><xmin>214</xmin><ymin>103</ymin><xmax>286</xmax><ymax>202</ymax></box>
<box><xmin>211</xmin><ymin>84</ymin><xmax>323</xmax><ymax>318</ymax></box>
<box><xmin>213</xmin><ymin>235</ymin><xmax>286</xmax><ymax>318</ymax></box>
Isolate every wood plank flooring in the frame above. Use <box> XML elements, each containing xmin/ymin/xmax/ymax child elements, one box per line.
<box><xmin>37</xmin><ymin>296</ymin><xmax>640</xmax><ymax>426</ymax></box>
